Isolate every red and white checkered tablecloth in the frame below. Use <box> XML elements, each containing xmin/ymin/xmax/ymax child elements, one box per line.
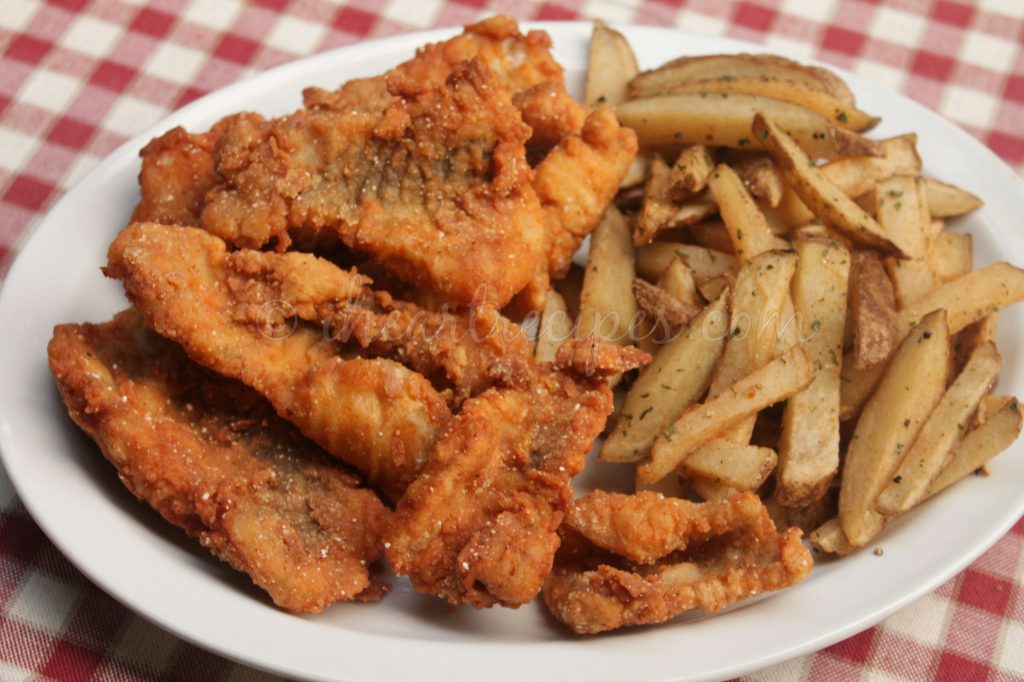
<box><xmin>1</xmin><ymin>0</ymin><xmax>1023</xmax><ymax>680</ymax></box>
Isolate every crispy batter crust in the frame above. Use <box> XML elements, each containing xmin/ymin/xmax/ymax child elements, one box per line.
<box><xmin>48</xmin><ymin>310</ymin><xmax>390</xmax><ymax>612</ymax></box>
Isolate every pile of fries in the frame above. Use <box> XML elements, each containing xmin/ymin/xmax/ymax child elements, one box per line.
<box><xmin>539</xmin><ymin>22</ymin><xmax>1024</xmax><ymax>555</ymax></box>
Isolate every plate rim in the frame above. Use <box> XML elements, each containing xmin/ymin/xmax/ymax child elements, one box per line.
<box><xmin>2</xmin><ymin>20</ymin><xmax>1024</xmax><ymax>682</ymax></box>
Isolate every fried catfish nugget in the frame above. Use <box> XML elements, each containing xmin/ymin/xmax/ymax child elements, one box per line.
<box><xmin>105</xmin><ymin>223</ymin><xmax>451</xmax><ymax>499</ymax></box>
<box><xmin>543</xmin><ymin>492</ymin><xmax>813</xmax><ymax>633</ymax></box>
<box><xmin>48</xmin><ymin>310</ymin><xmax>389</xmax><ymax>612</ymax></box>
<box><xmin>385</xmin><ymin>340</ymin><xmax>650</xmax><ymax>609</ymax></box>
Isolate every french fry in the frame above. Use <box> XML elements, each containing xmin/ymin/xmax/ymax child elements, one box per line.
<box><xmin>839</xmin><ymin>310</ymin><xmax>950</xmax><ymax>546</ymax></box>
<box><xmin>635</xmin><ymin>155</ymin><xmax>675</xmax><ymax>246</ymax></box>
<box><xmin>768</xmin><ymin>134</ymin><xmax>922</xmax><ymax>229</ymax></box>
<box><xmin>926</xmin><ymin>398</ymin><xmax>1022</xmax><ymax>498</ymax></box>
<box><xmin>535</xmin><ymin>290</ymin><xmax>572</xmax><ymax>363</ymax></box>
<box><xmin>847</xmin><ymin>251</ymin><xmax>898</xmax><ymax>372</ymax></box>
<box><xmin>639</xmin><ymin>77</ymin><xmax>878</xmax><ymax>131</ymax></box>
<box><xmin>841</xmin><ymin>263</ymin><xmax>1024</xmax><ymax>419</ymax></box>
<box><xmin>686</xmin><ymin>221</ymin><xmax>734</xmax><ymax>253</ymax></box>
<box><xmin>641</xmin><ymin>344</ymin><xmax>813</xmax><ymax>483</ymax></box>
<box><xmin>665</xmin><ymin>191</ymin><xmax>719</xmax><ymax>230</ymax></box>
<box><xmin>707</xmin><ymin>250</ymin><xmax>798</xmax><ymax>446</ymax></box>
<box><xmin>687</xmin><ymin>475</ymin><xmax>736</xmax><ymax>502</ymax></box>
<box><xmin>617</xmin><ymin>94</ymin><xmax>879</xmax><ymax>159</ymax></box>
<box><xmin>635</xmin><ymin>242</ymin><xmax>736</xmax><ymax>282</ymax></box>
<box><xmin>601</xmin><ymin>292</ymin><xmax>729</xmax><ymax>463</ymax></box>
<box><xmin>875</xmin><ymin>175</ymin><xmax>936</xmax><ymax>306</ymax></box>
<box><xmin>585</xmin><ymin>21</ymin><xmax>638</xmax><ymax>108</ymax></box>
<box><xmin>810</xmin><ymin>517</ymin><xmax>856</xmax><ymax>556</ymax></box>
<box><xmin>733</xmin><ymin>156</ymin><xmax>784</xmax><ymax>207</ymax></box>
<box><xmin>697</xmin><ymin>274</ymin><xmax>734</xmax><ymax>302</ymax></box>
<box><xmin>895</xmin><ymin>262</ymin><xmax>1024</xmax><ymax>338</ymax></box>
<box><xmin>577</xmin><ymin>205</ymin><xmax>637</xmax><ymax>349</ymax></box>
<box><xmin>669</xmin><ymin>145</ymin><xmax>715</xmax><ymax>200</ymax></box>
<box><xmin>753</xmin><ymin>114</ymin><xmax>905</xmax><ymax>257</ymax></box>
<box><xmin>628</xmin><ymin>53</ymin><xmax>854</xmax><ymax>104</ymax></box>
<box><xmin>977</xmin><ymin>394</ymin><xmax>1013</xmax><ymax>426</ymax></box>
<box><xmin>933</xmin><ymin>232</ymin><xmax>973</xmax><ymax>283</ymax></box>
<box><xmin>953</xmin><ymin>313</ymin><xmax>997</xmax><ymax>374</ymax></box>
<box><xmin>681</xmin><ymin>441</ymin><xmax>778</xmax><ymax>491</ymax></box>
<box><xmin>707</xmin><ymin>164</ymin><xmax>788</xmax><ymax>262</ymax></box>
<box><xmin>657</xmin><ymin>257</ymin><xmax>703</xmax><ymax>307</ymax></box>
<box><xmin>776</xmin><ymin>235</ymin><xmax>850</xmax><ymax>505</ymax></box>
<box><xmin>876</xmin><ymin>342</ymin><xmax>1001</xmax><ymax>515</ymax></box>
<box><xmin>922</xmin><ymin>178</ymin><xmax>983</xmax><ymax>218</ymax></box>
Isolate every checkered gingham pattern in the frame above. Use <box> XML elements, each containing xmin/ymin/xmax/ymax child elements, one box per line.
<box><xmin>1</xmin><ymin>0</ymin><xmax>1023</xmax><ymax>680</ymax></box>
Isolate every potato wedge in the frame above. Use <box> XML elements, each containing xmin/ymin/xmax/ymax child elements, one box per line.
<box><xmin>635</xmin><ymin>155</ymin><xmax>676</xmax><ymax>246</ymax></box>
<box><xmin>698</xmin><ymin>274</ymin><xmax>734</xmax><ymax>302</ymax></box>
<box><xmin>953</xmin><ymin>313</ymin><xmax>997</xmax><ymax>374</ymax></box>
<box><xmin>707</xmin><ymin>164</ymin><xmax>788</xmax><ymax>262</ymax></box>
<box><xmin>665</xmin><ymin>191</ymin><xmax>719</xmax><ymax>230</ymax></box>
<box><xmin>839</xmin><ymin>310</ymin><xmax>950</xmax><ymax>546</ymax></box>
<box><xmin>753</xmin><ymin>114</ymin><xmax>905</xmax><ymax>257</ymax></box>
<box><xmin>933</xmin><ymin>232</ymin><xmax>973</xmax><ymax>284</ymax></box>
<box><xmin>777</xmin><ymin>235</ymin><xmax>850</xmax><ymax>506</ymax></box>
<box><xmin>895</xmin><ymin>262</ymin><xmax>1024</xmax><ymax>338</ymax></box>
<box><xmin>877</xmin><ymin>176</ymin><xmax>937</xmax><ymax>306</ymax></box>
<box><xmin>577</xmin><ymin>205</ymin><xmax>637</xmax><ymax>348</ymax></box>
<box><xmin>810</xmin><ymin>517</ymin><xmax>856</xmax><ymax>556</ymax></box>
<box><xmin>876</xmin><ymin>342</ymin><xmax>1001</xmax><ymax>515</ymax></box>
<box><xmin>681</xmin><ymin>440</ymin><xmax>778</xmax><ymax>490</ymax></box>
<box><xmin>708</xmin><ymin>251</ymin><xmax>798</xmax><ymax>444</ymax></box>
<box><xmin>771</xmin><ymin>134</ymin><xmax>922</xmax><ymax>228</ymax></box>
<box><xmin>628</xmin><ymin>53</ymin><xmax>854</xmax><ymax>104</ymax></box>
<box><xmin>635</xmin><ymin>242</ymin><xmax>736</xmax><ymax>282</ymax></box>
<box><xmin>926</xmin><ymin>398</ymin><xmax>1022</xmax><ymax>498</ymax></box>
<box><xmin>641</xmin><ymin>77</ymin><xmax>878</xmax><ymax>131</ymax></box>
<box><xmin>585</xmin><ymin>20</ymin><xmax>638</xmax><ymax>107</ymax></box>
<box><xmin>669</xmin><ymin>145</ymin><xmax>715</xmax><ymax>200</ymax></box>
<box><xmin>685</xmin><ymin>221</ymin><xmax>734</xmax><ymax>253</ymax></box>
<box><xmin>601</xmin><ymin>292</ymin><xmax>729</xmax><ymax>463</ymax></box>
<box><xmin>535</xmin><ymin>290</ymin><xmax>572</xmax><ymax>363</ymax></box>
<box><xmin>841</xmin><ymin>263</ymin><xmax>1024</xmax><ymax>419</ymax></box>
<box><xmin>845</xmin><ymin>252</ymin><xmax>890</xmax><ymax>372</ymax></box>
<box><xmin>657</xmin><ymin>257</ymin><xmax>703</xmax><ymax>306</ymax></box>
<box><xmin>641</xmin><ymin>344</ymin><xmax>813</xmax><ymax>483</ymax></box>
<box><xmin>617</xmin><ymin>94</ymin><xmax>878</xmax><ymax>159</ymax></box>
<box><xmin>923</xmin><ymin>178</ymin><xmax>983</xmax><ymax>218</ymax></box>
<box><xmin>687</xmin><ymin>475</ymin><xmax>736</xmax><ymax>502</ymax></box>
<box><xmin>733</xmin><ymin>156</ymin><xmax>784</xmax><ymax>207</ymax></box>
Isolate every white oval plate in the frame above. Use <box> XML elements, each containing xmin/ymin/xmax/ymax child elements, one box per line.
<box><xmin>2</xmin><ymin>22</ymin><xmax>1023</xmax><ymax>682</ymax></box>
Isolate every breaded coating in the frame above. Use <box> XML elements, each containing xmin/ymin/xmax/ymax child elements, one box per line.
<box><xmin>543</xmin><ymin>492</ymin><xmax>813</xmax><ymax>633</ymax></box>
<box><xmin>386</xmin><ymin>344</ymin><xmax>650</xmax><ymax>609</ymax></box>
<box><xmin>105</xmin><ymin>223</ymin><xmax>451</xmax><ymax>499</ymax></box>
<box><xmin>48</xmin><ymin>310</ymin><xmax>389</xmax><ymax>612</ymax></box>
<box><xmin>133</xmin><ymin>17</ymin><xmax>635</xmax><ymax>310</ymax></box>
<box><xmin>565</xmin><ymin>490</ymin><xmax>767</xmax><ymax>564</ymax></box>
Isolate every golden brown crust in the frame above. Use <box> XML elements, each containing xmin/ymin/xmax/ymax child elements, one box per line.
<box><xmin>543</xmin><ymin>492</ymin><xmax>813</xmax><ymax>633</ymax></box>
<box><xmin>48</xmin><ymin>310</ymin><xmax>389</xmax><ymax>612</ymax></box>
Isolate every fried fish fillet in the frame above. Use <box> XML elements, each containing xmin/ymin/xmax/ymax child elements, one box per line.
<box><xmin>385</xmin><ymin>340</ymin><xmax>650</xmax><ymax>609</ymax></box>
<box><xmin>105</xmin><ymin>223</ymin><xmax>548</xmax><ymax>497</ymax></box>
<box><xmin>543</xmin><ymin>492</ymin><xmax>813</xmax><ymax>633</ymax></box>
<box><xmin>105</xmin><ymin>223</ymin><xmax>452</xmax><ymax>499</ymax></box>
<box><xmin>133</xmin><ymin>17</ymin><xmax>636</xmax><ymax>310</ymax></box>
<box><xmin>48</xmin><ymin>310</ymin><xmax>389</xmax><ymax>612</ymax></box>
